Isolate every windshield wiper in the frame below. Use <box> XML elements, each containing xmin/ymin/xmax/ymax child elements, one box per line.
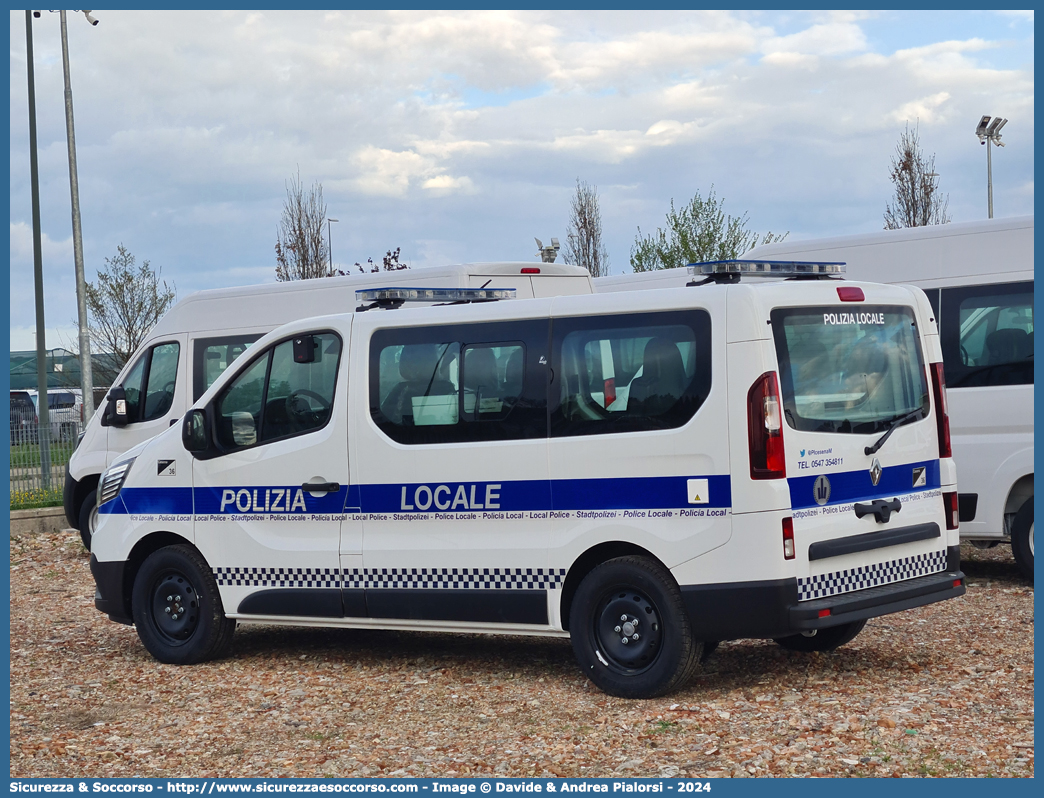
<box><xmin>864</xmin><ymin>409</ymin><xmax>924</xmax><ymax>456</ymax></box>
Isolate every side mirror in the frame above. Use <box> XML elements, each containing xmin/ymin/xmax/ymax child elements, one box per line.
<box><xmin>293</xmin><ymin>334</ymin><xmax>320</xmax><ymax>363</ymax></box>
<box><xmin>107</xmin><ymin>386</ymin><xmax>128</xmax><ymax>427</ymax></box>
<box><xmin>182</xmin><ymin>409</ymin><xmax>209</xmax><ymax>453</ymax></box>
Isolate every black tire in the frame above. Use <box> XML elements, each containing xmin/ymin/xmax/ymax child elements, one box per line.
<box><xmin>78</xmin><ymin>489</ymin><xmax>98</xmax><ymax>552</ymax></box>
<box><xmin>569</xmin><ymin>555</ymin><xmax>701</xmax><ymax>699</ymax></box>
<box><xmin>131</xmin><ymin>544</ymin><xmax>235</xmax><ymax>665</ymax></box>
<box><xmin>774</xmin><ymin>619</ymin><xmax>867</xmax><ymax>652</ymax></box>
<box><xmin>1012</xmin><ymin>496</ymin><xmax>1034</xmax><ymax>582</ymax></box>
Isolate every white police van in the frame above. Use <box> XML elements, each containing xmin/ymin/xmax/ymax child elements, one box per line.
<box><xmin>89</xmin><ymin>263</ymin><xmax>966</xmax><ymax>698</ymax></box>
<box><xmin>64</xmin><ymin>262</ymin><xmax>594</xmax><ymax>551</ymax></box>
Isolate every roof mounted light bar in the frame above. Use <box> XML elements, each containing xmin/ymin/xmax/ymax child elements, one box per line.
<box><xmin>686</xmin><ymin>259</ymin><xmax>846</xmax><ymax>285</ymax></box>
<box><xmin>355</xmin><ymin>286</ymin><xmax>516</xmax><ymax>311</ymax></box>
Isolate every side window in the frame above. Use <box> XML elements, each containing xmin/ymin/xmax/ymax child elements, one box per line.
<box><xmin>193</xmin><ymin>334</ymin><xmax>263</xmax><ymax>401</ymax></box>
<box><xmin>941</xmin><ymin>282</ymin><xmax>1033</xmax><ymax>388</ymax></box>
<box><xmin>370</xmin><ymin>320</ymin><xmax>547</xmax><ymax>444</ymax></box>
<box><xmin>550</xmin><ymin>310</ymin><xmax>712</xmax><ymax>437</ymax></box>
<box><xmin>120</xmin><ymin>354</ymin><xmax>148</xmax><ymax>422</ymax></box>
<box><xmin>142</xmin><ymin>343</ymin><xmax>180</xmax><ymax>421</ymax></box>
<box><xmin>215</xmin><ymin>332</ymin><xmax>341</xmax><ymax>451</ymax></box>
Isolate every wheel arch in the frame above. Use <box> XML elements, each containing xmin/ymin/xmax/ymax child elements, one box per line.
<box><xmin>559</xmin><ymin>541</ymin><xmax>667</xmax><ymax>632</ymax></box>
<box><xmin>122</xmin><ymin>531</ymin><xmax>197</xmax><ymax>619</ymax></box>
<box><xmin>71</xmin><ymin>472</ymin><xmax>100</xmax><ymax>529</ymax></box>
<box><xmin>1005</xmin><ymin>473</ymin><xmax>1034</xmax><ymax>517</ymax></box>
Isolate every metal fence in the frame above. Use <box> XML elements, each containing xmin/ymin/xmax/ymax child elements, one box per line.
<box><xmin>10</xmin><ymin>409</ymin><xmax>83</xmax><ymax>507</ymax></box>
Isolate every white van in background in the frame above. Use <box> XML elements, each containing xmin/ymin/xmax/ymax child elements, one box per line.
<box><xmin>596</xmin><ymin>217</ymin><xmax>1034</xmax><ymax>579</ymax></box>
<box><xmin>65</xmin><ymin>263</ymin><xmax>595</xmax><ymax>549</ymax></box>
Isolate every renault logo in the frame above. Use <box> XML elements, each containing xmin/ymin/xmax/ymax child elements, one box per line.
<box><xmin>870</xmin><ymin>457</ymin><xmax>883</xmax><ymax>487</ymax></box>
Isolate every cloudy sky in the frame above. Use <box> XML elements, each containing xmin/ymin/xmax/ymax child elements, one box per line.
<box><xmin>8</xmin><ymin>9</ymin><xmax>1035</xmax><ymax>350</ymax></box>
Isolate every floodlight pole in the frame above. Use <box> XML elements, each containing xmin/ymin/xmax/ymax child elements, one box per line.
<box><xmin>986</xmin><ymin>139</ymin><xmax>993</xmax><ymax>219</ymax></box>
<box><xmin>25</xmin><ymin>11</ymin><xmax>51</xmax><ymax>488</ymax></box>
<box><xmin>327</xmin><ymin>218</ymin><xmax>339</xmax><ymax>273</ymax></box>
<box><xmin>59</xmin><ymin>9</ymin><xmax>95</xmax><ymax>420</ymax></box>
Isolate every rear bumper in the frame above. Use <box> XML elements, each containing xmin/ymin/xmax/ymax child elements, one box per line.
<box><xmin>681</xmin><ymin>544</ymin><xmax>964</xmax><ymax>641</ymax></box>
<box><xmin>89</xmin><ymin>554</ymin><xmax>133</xmax><ymax>625</ymax></box>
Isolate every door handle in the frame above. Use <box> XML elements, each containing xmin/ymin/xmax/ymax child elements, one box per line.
<box><xmin>302</xmin><ymin>482</ymin><xmax>340</xmax><ymax>493</ymax></box>
<box><xmin>854</xmin><ymin>498</ymin><xmax>901</xmax><ymax>523</ymax></box>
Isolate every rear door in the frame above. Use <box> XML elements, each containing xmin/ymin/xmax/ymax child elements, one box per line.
<box><xmin>770</xmin><ymin>288</ymin><xmax>950</xmax><ymax>601</ymax></box>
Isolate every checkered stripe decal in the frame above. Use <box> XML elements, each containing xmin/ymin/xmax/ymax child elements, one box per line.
<box><xmin>344</xmin><ymin>567</ymin><xmax>566</xmax><ymax>590</ymax></box>
<box><xmin>212</xmin><ymin>567</ymin><xmax>566</xmax><ymax>590</ymax></box>
<box><xmin>213</xmin><ymin>567</ymin><xmax>342</xmax><ymax>588</ymax></box>
<box><xmin>797</xmin><ymin>549</ymin><xmax>948</xmax><ymax>601</ymax></box>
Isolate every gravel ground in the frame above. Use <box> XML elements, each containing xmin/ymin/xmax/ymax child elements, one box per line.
<box><xmin>10</xmin><ymin>530</ymin><xmax>1034</xmax><ymax>779</ymax></box>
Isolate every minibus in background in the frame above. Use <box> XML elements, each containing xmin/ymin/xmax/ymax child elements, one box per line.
<box><xmin>64</xmin><ymin>263</ymin><xmax>595</xmax><ymax>550</ymax></box>
<box><xmin>89</xmin><ymin>263</ymin><xmax>965</xmax><ymax>698</ymax></box>
<box><xmin>597</xmin><ymin>217</ymin><xmax>1034</xmax><ymax>580</ymax></box>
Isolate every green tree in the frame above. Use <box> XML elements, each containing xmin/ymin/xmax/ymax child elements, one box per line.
<box><xmin>85</xmin><ymin>244</ymin><xmax>176</xmax><ymax>378</ymax></box>
<box><xmin>630</xmin><ymin>186</ymin><xmax>786</xmax><ymax>272</ymax></box>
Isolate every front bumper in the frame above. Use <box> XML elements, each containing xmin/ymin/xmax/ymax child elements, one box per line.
<box><xmin>89</xmin><ymin>554</ymin><xmax>132</xmax><ymax>625</ymax></box>
<box><xmin>681</xmin><ymin>545</ymin><xmax>965</xmax><ymax>641</ymax></box>
<box><xmin>63</xmin><ymin>463</ymin><xmax>78</xmax><ymax>530</ymax></box>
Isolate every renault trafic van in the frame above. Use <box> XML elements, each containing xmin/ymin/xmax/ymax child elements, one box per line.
<box><xmin>89</xmin><ymin>263</ymin><xmax>965</xmax><ymax>698</ymax></box>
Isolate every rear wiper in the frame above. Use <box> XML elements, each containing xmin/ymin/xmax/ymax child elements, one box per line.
<box><xmin>864</xmin><ymin>409</ymin><xmax>924</xmax><ymax>456</ymax></box>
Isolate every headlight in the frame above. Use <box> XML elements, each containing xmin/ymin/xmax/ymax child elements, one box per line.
<box><xmin>98</xmin><ymin>457</ymin><xmax>136</xmax><ymax>506</ymax></box>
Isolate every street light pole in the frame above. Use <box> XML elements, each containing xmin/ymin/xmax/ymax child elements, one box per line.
<box><xmin>975</xmin><ymin>115</ymin><xmax>1007</xmax><ymax>220</ymax></box>
<box><xmin>59</xmin><ymin>9</ymin><xmax>97</xmax><ymax>420</ymax></box>
<box><xmin>327</xmin><ymin>218</ymin><xmax>339</xmax><ymax>273</ymax></box>
<box><xmin>25</xmin><ymin>10</ymin><xmax>51</xmax><ymax>488</ymax></box>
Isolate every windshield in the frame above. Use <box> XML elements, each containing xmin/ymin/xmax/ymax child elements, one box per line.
<box><xmin>771</xmin><ymin>305</ymin><xmax>929</xmax><ymax>434</ymax></box>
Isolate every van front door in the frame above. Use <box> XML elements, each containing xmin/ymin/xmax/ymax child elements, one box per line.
<box><xmin>107</xmin><ymin>336</ymin><xmax>187</xmax><ymax>465</ymax></box>
<box><xmin>191</xmin><ymin>331</ymin><xmax>349</xmax><ymax>621</ymax></box>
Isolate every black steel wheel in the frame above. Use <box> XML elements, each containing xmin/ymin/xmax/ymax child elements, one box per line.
<box><xmin>774</xmin><ymin>619</ymin><xmax>867</xmax><ymax>652</ymax></box>
<box><xmin>1012</xmin><ymin>496</ymin><xmax>1034</xmax><ymax>582</ymax></box>
<box><xmin>132</xmin><ymin>544</ymin><xmax>235</xmax><ymax>665</ymax></box>
<box><xmin>569</xmin><ymin>555</ymin><xmax>700</xmax><ymax>698</ymax></box>
<box><xmin>77</xmin><ymin>489</ymin><xmax>98</xmax><ymax>551</ymax></box>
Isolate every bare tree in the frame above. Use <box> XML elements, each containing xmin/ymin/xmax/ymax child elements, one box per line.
<box><xmin>884</xmin><ymin>123</ymin><xmax>951</xmax><ymax>229</ymax></box>
<box><xmin>332</xmin><ymin>247</ymin><xmax>410</xmax><ymax>275</ymax></box>
<box><xmin>85</xmin><ymin>244</ymin><xmax>176</xmax><ymax>380</ymax></box>
<box><xmin>275</xmin><ymin>170</ymin><xmax>330</xmax><ymax>280</ymax></box>
<box><xmin>631</xmin><ymin>186</ymin><xmax>786</xmax><ymax>272</ymax></box>
<box><xmin>563</xmin><ymin>178</ymin><xmax>610</xmax><ymax>277</ymax></box>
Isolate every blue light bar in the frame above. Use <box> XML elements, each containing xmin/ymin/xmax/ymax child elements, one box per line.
<box><xmin>688</xmin><ymin>260</ymin><xmax>846</xmax><ymax>277</ymax></box>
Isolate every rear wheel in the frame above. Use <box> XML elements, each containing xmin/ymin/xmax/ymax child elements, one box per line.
<box><xmin>774</xmin><ymin>620</ymin><xmax>866</xmax><ymax>652</ymax></box>
<box><xmin>1012</xmin><ymin>497</ymin><xmax>1034</xmax><ymax>582</ymax></box>
<box><xmin>132</xmin><ymin>544</ymin><xmax>235</xmax><ymax>665</ymax></box>
<box><xmin>569</xmin><ymin>556</ymin><xmax>701</xmax><ymax>698</ymax></box>
<box><xmin>78</xmin><ymin>490</ymin><xmax>98</xmax><ymax>551</ymax></box>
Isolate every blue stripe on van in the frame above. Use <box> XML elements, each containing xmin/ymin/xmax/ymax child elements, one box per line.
<box><xmin>99</xmin><ymin>475</ymin><xmax>731</xmax><ymax>516</ymax></box>
<box><xmin>787</xmin><ymin>459</ymin><xmax>940</xmax><ymax>510</ymax></box>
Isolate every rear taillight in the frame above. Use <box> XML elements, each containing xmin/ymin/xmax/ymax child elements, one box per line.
<box><xmin>748</xmin><ymin>371</ymin><xmax>786</xmax><ymax>479</ymax></box>
<box><xmin>943</xmin><ymin>491</ymin><xmax>959</xmax><ymax>530</ymax></box>
<box><xmin>836</xmin><ymin>286</ymin><xmax>864</xmax><ymax>302</ymax></box>
<box><xmin>603</xmin><ymin>378</ymin><xmax>616</xmax><ymax>408</ymax></box>
<box><xmin>521</xmin><ymin>267</ymin><xmax>540</xmax><ymax>274</ymax></box>
<box><xmin>782</xmin><ymin>517</ymin><xmax>795</xmax><ymax>560</ymax></box>
<box><xmin>930</xmin><ymin>362</ymin><xmax>951</xmax><ymax>458</ymax></box>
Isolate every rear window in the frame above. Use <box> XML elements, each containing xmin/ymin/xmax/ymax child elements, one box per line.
<box><xmin>771</xmin><ymin>306</ymin><xmax>929</xmax><ymax>434</ymax></box>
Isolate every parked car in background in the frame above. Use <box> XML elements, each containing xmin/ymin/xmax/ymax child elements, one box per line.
<box><xmin>10</xmin><ymin>390</ymin><xmax>38</xmax><ymax>445</ymax></box>
<box><xmin>27</xmin><ymin>389</ymin><xmax>84</xmax><ymax>443</ymax></box>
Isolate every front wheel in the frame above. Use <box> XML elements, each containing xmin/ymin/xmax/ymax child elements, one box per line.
<box><xmin>131</xmin><ymin>544</ymin><xmax>235</xmax><ymax>665</ymax></box>
<box><xmin>1012</xmin><ymin>497</ymin><xmax>1034</xmax><ymax>582</ymax></box>
<box><xmin>78</xmin><ymin>490</ymin><xmax>98</xmax><ymax>551</ymax></box>
<box><xmin>774</xmin><ymin>619</ymin><xmax>867</xmax><ymax>652</ymax></box>
<box><xmin>569</xmin><ymin>556</ymin><xmax>701</xmax><ymax>698</ymax></box>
